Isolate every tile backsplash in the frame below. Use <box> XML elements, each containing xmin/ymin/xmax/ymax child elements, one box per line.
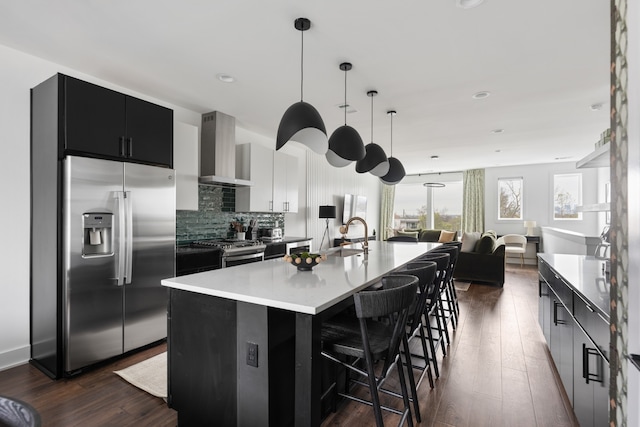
<box><xmin>176</xmin><ymin>185</ymin><xmax>284</xmax><ymax>244</ymax></box>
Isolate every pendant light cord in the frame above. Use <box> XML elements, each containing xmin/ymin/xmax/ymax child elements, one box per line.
<box><xmin>370</xmin><ymin>94</ymin><xmax>374</xmax><ymax>143</ymax></box>
<box><xmin>344</xmin><ymin>68</ymin><xmax>347</xmax><ymax>125</ymax></box>
<box><xmin>300</xmin><ymin>29</ymin><xmax>304</xmax><ymax>102</ymax></box>
<box><xmin>390</xmin><ymin>113</ymin><xmax>394</xmax><ymax>156</ymax></box>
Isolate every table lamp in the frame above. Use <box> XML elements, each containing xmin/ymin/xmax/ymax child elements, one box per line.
<box><xmin>524</xmin><ymin>220</ymin><xmax>537</xmax><ymax>236</ymax></box>
<box><xmin>319</xmin><ymin>205</ymin><xmax>337</xmax><ymax>250</ymax></box>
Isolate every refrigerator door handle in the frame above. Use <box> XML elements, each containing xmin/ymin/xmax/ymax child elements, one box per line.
<box><xmin>116</xmin><ymin>191</ymin><xmax>126</xmax><ymax>286</ymax></box>
<box><xmin>125</xmin><ymin>191</ymin><xmax>133</xmax><ymax>284</ymax></box>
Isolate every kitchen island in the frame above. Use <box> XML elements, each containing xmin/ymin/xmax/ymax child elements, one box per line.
<box><xmin>161</xmin><ymin>240</ymin><xmax>438</xmax><ymax>427</ymax></box>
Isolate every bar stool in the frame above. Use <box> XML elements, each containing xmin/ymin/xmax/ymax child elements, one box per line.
<box><xmin>390</xmin><ymin>262</ymin><xmax>438</xmax><ymax>404</ymax></box>
<box><xmin>0</xmin><ymin>396</ymin><xmax>41</xmax><ymax>427</ymax></box>
<box><xmin>416</xmin><ymin>252</ymin><xmax>450</xmax><ymax>377</ymax></box>
<box><xmin>321</xmin><ymin>275</ymin><xmax>419</xmax><ymax>427</ymax></box>
<box><xmin>430</xmin><ymin>245</ymin><xmax>460</xmax><ymax>329</ymax></box>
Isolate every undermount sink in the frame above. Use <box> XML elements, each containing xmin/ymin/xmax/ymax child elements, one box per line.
<box><xmin>325</xmin><ymin>247</ymin><xmax>365</xmax><ymax>258</ymax></box>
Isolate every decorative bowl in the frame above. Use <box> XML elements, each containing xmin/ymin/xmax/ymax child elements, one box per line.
<box><xmin>284</xmin><ymin>253</ymin><xmax>326</xmax><ymax>271</ymax></box>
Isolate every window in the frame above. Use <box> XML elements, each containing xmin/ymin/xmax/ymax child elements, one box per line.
<box><xmin>393</xmin><ymin>180</ymin><xmax>462</xmax><ymax>232</ymax></box>
<box><xmin>498</xmin><ymin>177</ymin><xmax>523</xmax><ymax>220</ymax></box>
<box><xmin>554</xmin><ymin>173</ymin><xmax>582</xmax><ymax>220</ymax></box>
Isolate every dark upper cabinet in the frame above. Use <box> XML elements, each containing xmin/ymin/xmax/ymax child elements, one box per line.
<box><xmin>63</xmin><ymin>74</ymin><xmax>173</xmax><ymax>167</ymax></box>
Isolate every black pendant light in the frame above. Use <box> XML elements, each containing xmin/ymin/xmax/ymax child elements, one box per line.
<box><xmin>326</xmin><ymin>62</ymin><xmax>365</xmax><ymax>167</ymax></box>
<box><xmin>276</xmin><ymin>18</ymin><xmax>327</xmax><ymax>155</ymax></box>
<box><xmin>380</xmin><ymin>110</ymin><xmax>406</xmax><ymax>185</ymax></box>
<box><xmin>356</xmin><ymin>90</ymin><xmax>389</xmax><ymax>176</ymax></box>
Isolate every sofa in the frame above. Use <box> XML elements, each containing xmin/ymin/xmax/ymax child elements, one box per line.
<box><xmin>393</xmin><ymin>228</ymin><xmax>458</xmax><ymax>243</ymax></box>
<box><xmin>453</xmin><ymin>231</ymin><xmax>505</xmax><ymax>287</ymax></box>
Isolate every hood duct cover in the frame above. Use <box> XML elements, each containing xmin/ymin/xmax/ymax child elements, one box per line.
<box><xmin>199</xmin><ymin>111</ymin><xmax>253</xmax><ymax>187</ymax></box>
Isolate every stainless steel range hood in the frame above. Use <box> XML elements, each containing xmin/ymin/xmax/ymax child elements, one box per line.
<box><xmin>199</xmin><ymin>111</ymin><xmax>253</xmax><ymax>187</ymax></box>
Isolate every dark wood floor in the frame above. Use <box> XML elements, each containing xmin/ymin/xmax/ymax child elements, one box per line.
<box><xmin>0</xmin><ymin>264</ymin><xmax>577</xmax><ymax>426</ymax></box>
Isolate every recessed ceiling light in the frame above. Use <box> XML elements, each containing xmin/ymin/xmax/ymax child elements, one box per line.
<box><xmin>456</xmin><ymin>0</ymin><xmax>485</xmax><ymax>8</ymax></box>
<box><xmin>216</xmin><ymin>74</ymin><xmax>235</xmax><ymax>83</ymax></box>
<box><xmin>472</xmin><ymin>91</ymin><xmax>491</xmax><ymax>100</ymax></box>
<box><xmin>491</xmin><ymin>129</ymin><xmax>504</xmax><ymax>134</ymax></box>
<box><xmin>495</xmin><ymin>149</ymin><xmax>502</xmax><ymax>153</ymax></box>
<box><xmin>430</xmin><ymin>155</ymin><xmax>440</xmax><ymax>160</ymax></box>
<box><xmin>590</xmin><ymin>103</ymin><xmax>604</xmax><ymax>111</ymax></box>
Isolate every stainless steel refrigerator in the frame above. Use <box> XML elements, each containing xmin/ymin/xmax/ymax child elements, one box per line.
<box><xmin>31</xmin><ymin>155</ymin><xmax>175</xmax><ymax>377</ymax></box>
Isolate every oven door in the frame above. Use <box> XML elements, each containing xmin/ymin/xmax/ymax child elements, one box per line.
<box><xmin>222</xmin><ymin>251</ymin><xmax>265</xmax><ymax>268</ymax></box>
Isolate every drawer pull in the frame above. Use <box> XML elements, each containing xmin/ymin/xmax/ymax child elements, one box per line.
<box><xmin>553</xmin><ymin>301</ymin><xmax>566</xmax><ymax>325</ymax></box>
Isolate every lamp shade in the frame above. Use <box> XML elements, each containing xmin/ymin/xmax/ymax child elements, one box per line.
<box><xmin>379</xmin><ymin>157</ymin><xmax>406</xmax><ymax>185</ymax></box>
<box><xmin>276</xmin><ymin>101</ymin><xmax>328</xmax><ymax>154</ymax></box>
<box><xmin>523</xmin><ymin>220</ymin><xmax>537</xmax><ymax>236</ymax></box>
<box><xmin>326</xmin><ymin>125</ymin><xmax>366</xmax><ymax>167</ymax></box>
<box><xmin>319</xmin><ymin>205</ymin><xmax>337</xmax><ymax>219</ymax></box>
<box><xmin>356</xmin><ymin>143</ymin><xmax>389</xmax><ymax>176</ymax></box>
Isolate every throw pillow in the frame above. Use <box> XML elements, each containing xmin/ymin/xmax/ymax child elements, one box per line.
<box><xmin>419</xmin><ymin>229</ymin><xmax>442</xmax><ymax>242</ymax></box>
<box><xmin>438</xmin><ymin>230</ymin><xmax>457</xmax><ymax>243</ymax></box>
<box><xmin>397</xmin><ymin>230</ymin><xmax>419</xmax><ymax>239</ymax></box>
<box><xmin>460</xmin><ymin>231</ymin><xmax>481</xmax><ymax>252</ymax></box>
<box><xmin>475</xmin><ymin>232</ymin><xmax>496</xmax><ymax>254</ymax></box>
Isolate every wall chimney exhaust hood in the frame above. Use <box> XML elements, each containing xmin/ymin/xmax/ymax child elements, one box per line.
<box><xmin>199</xmin><ymin>111</ymin><xmax>253</xmax><ymax>187</ymax></box>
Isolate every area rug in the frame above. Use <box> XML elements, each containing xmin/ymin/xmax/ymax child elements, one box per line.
<box><xmin>454</xmin><ymin>281</ymin><xmax>472</xmax><ymax>292</ymax></box>
<box><xmin>114</xmin><ymin>352</ymin><xmax>167</xmax><ymax>399</ymax></box>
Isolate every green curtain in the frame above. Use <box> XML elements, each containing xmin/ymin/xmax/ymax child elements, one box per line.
<box><xmin>380</xmin><ymin>184</ymin><xmax>395</xmax><ymax>240</ymax></box>
<box><xmin>462</xmin><ymin>169</ymin><xmax>485</xmax><ymax>233</ymax></box>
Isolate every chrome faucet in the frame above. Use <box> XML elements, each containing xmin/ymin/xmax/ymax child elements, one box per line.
<box><xmin>339</xmin><ymin>216</ymin><xmax>369</xmax><ymax>254</ymax></box>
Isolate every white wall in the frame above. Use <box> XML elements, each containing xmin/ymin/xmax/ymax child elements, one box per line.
<box><xmin>305</xmin><ymin>152</ymin><xmax>381</xmax><ymax>251</ymax></box>
<box><xmin>484</xmin><ymin>161</ymin><xmax>606</xmax><ymax>238</ymax></box>
<box><xmin>0</xmin><ymin>44</ymin><xmax>201</xmax><ymax>370</ymax></box>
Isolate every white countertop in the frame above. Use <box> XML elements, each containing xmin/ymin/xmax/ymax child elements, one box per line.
<box><xmin>162</xmin><ymin>241</ymin><xmax>439</xmax><ymax>315</ymax></box>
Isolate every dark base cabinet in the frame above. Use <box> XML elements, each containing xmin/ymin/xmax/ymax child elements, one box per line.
<box><xmin>538</xmin><ymin>255</ymin><xmax>610</xmax><ymax>427</ymax></box>
<box><xmin>168</xmin><ymin>289</ymin><xmax>296</xmax><ymax>427</ymax></box>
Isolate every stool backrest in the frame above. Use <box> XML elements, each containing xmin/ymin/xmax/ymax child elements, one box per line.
<box><xmin>353</xmin><ymin>275</ymin><xmax>419</xmax><ymax>375</ymax></box>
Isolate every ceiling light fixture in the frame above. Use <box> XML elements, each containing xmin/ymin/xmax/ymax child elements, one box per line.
<box><xmin>430</xmin><ymin>155</ymin><xmax>440</xmax><ymax>160</ymax></box>
<box><xmin>456</xmin><ymin>0</ymin><xmax>485</xmax><ymax>9</ymax></box>
<box><xmin>423</xmin><ymin>182</ymin><xmax>446</xmax><ymax>188</ymax></box>
<box><xmin>472</xmin><ymin>91</ymin><xmax>491</xmax><ymax>100</ymax></box>
<box><xmin>491</xmin><ymin>128</ymin><xmax>504</xmax><ymax>134</ymax></box>
<box><xmin>356</xmin><ymin>90</ymin><xmax>389</xmax><ymax>176</ymax></box>
<box><xmin>276</xmin><ymin>18</ymin><xmax>327</xmax><ymax>154</ymax></box>
<box><xmin>326</xmin><ymin>62</ymin><xmax>366</xmax><ymax>167</ymax></box>
<box><xmin>216</xmin><ymin>74</ymin><xmax>235</xmax><ymax>83</ymax></box>
<box><xmin>380</xmin><ymin>110</ymin><xmax>406</xmax><ymax>185</ymax></box>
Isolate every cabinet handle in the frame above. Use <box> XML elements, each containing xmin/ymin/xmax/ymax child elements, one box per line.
<box><xmin>127</xmin><ymin>137</ymin><xmax>133</xmax><ymax>157</ymax></box>
<box><xmin>553</xmin><ymin>301</ymin><xmax>565</xmax><ymax>325</ymax></box>
<box><xmin>119</xmin><ymin>136</ymin><xmax>126</xmax><ymax>157</ymax></box>
<box><xmin>584</xmin><ymin>345</ymin><xmax>603</xmax><ymax>384</ymax></box>
<box><xmin>269</xmin><ymin>201</ymin><xmax>273</xmax><ymax>212</ymax></box>
<box><xmin>284</xmin><ymin>201</ymin><xmax>289</xmax><ymax>212</ymax></box>
<box><xmin>539</xmin><ymin>281</ymin><xmax>549</xmax><ymax>298</ymax></box>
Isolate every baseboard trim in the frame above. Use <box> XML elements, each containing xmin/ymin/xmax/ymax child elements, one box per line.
<box><xmin>0</xmin><ymin>345</ymin><xmax>30</xmax><ymax>372</ymax></box>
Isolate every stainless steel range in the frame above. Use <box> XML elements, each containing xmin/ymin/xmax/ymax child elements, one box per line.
<box><xmin>191</xmin><ymin>239</ymin><xmax>267</xmax><ymax>268</ymax></box>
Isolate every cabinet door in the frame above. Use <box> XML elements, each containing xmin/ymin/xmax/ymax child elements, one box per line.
<box><xmin>126</xmin><ymin>96</ymin><xmax>173</xmax><ymax>167</ymax></box>
<box><xmin>550</xmin><ymin>295</ymin><xmax>573</xmax><ymax>404</ymax></box>
<box><xmin>64</xmin><ymin>75</ymin><xmax>126</xmax><ymax>159</ymax></box>
<box><xmin>538</xmin><ymin>276</ymin><xmax>551</xmax><ymax>343</ymax></box>
<box><xmin>235</xmin><ymin>144</ymin><xmax>274</xmax><ymax>212</ymax></box>
<box><xmin>573</xmin><ymin>325</ymin><xmax>609</xmax><ymax>427</ymax></box>
<box><xmin>272</xmin><ymin>152</ymin><xmax>288</xmax><ymax>212</ymax></box>
<box><xmin>273</xmin><ymin>152</ymin><xmax>298</xmax><ymax>213</ymax></box>
<box><xmin>174</xmin><ymin>122</ymin><xmax>199</xmax><ymax>210</ymax></box>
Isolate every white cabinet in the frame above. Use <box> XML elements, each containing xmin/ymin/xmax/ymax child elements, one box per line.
<box><xmin>273</xmin><ymin>151</ymin><xmax>298</xmax><ymax>213</ymax></box>
<box><xmin>236</xmin><ymin>144</ymin><xmax>298</xmax><ymax>213</ymax></box>
<box><xmin>173</xmin><ymin>122</ymin><xmax>199</xmax><ymax>210</ymax></box>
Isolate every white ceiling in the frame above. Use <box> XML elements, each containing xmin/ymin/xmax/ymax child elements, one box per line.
<box><xmin>0</xmin><ymin>0</ymin><xmax>610</xmax><ymax>175</ymax></box>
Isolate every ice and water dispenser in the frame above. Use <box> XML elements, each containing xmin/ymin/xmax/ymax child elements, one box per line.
<box><xmin>82</xmin><ymin>213</ymin><xmax>113</xmax><ymax>257</ymax></box>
